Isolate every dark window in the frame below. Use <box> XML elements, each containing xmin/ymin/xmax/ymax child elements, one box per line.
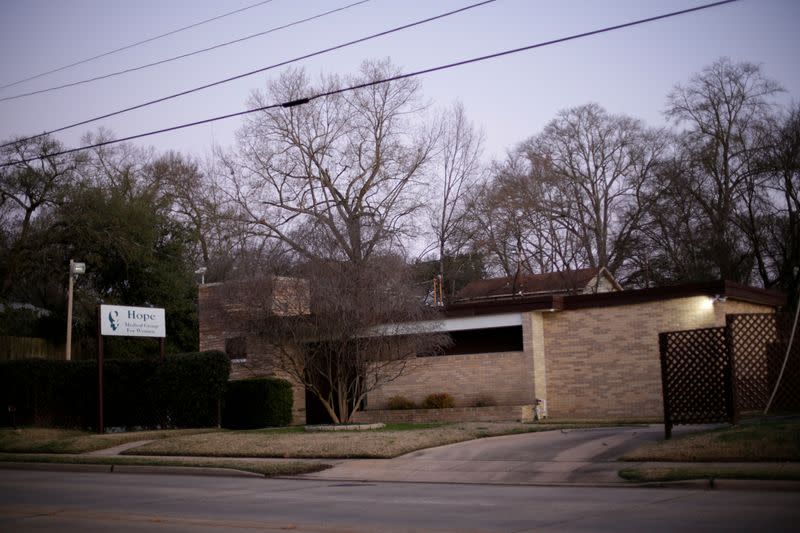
<box><xmin>225</xmin><ymin>337</ymin><xmax>247</xmax><ymax>363</ymax></box>
<box><xmin>434</xmin><ymin>326</ymin><xmax>523</xmax><ymax>356</ymax></box>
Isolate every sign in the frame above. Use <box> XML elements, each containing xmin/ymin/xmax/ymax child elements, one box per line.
<box><xmin>100</xmin><ymin>305</ymin><xmax>166</xmax><ymax>338</ymax></box>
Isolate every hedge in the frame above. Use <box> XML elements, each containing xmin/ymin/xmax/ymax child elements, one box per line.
<box><xmin>0</xmin><ymin>351</ymin><xmax>229</xmax><ymax>430</ymax></box>
<box><xmin>222</xmin><ymin>377</ymin><xmax>293</xmax><ymax>429</ymax></box>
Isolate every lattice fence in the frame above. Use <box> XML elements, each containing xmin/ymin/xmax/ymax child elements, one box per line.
<box><xmin>727</xmin><ymin>313</ymin><xmax>800</xmax><ymax>412</ymax></box>
<box><xmin>660</xmin><ymin>312</ymin><xmax>800</xmax><ymax>438</ymax></box>
<box><xmin>659</xmin><ymin>327</ymin><xmax>736</xmax><ymax>439</ymax></box>
<box><xmin>727</xmin><ymin>314</ymin><xmax>778</xmax><ymax>411</ymax></box>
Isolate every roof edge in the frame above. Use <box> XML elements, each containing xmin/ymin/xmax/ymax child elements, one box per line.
<box><xmin>444</xmin><ymin>280</ymin><xmax>785</xmax><ymax>317</ymax></box>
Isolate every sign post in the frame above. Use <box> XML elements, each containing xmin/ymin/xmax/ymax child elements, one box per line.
<box><xmin>65</xmin><ymin>260</ymin><xmax>86</xmax><ymax>360</ymax></box>
<box><xmin>96</xmin><ymin>304</ymin><xmax>166</xmax><ymax>433</ymax></box>
<box><xmin>96</xmin><ymin>307</ymin><xmax>104</xmax><ymax>434</ymax></box>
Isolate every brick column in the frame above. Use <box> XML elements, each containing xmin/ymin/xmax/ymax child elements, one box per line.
<box><xmin>529</xmin><ymin>312</ymin><xmax>548</xmax><ymax>416</ymax></box>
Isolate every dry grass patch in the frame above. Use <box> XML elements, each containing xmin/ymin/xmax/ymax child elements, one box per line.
<box><xmin>619</xmin><ymin>464</ymin><xmax>800</xmax><ymax>482</ymax></box>
<box><xmin>0</xmin><ymin>453</ymin><xmax>329</xmax><ymax>477</ymax></box>
<box><xmin>621</xmin><ymin>420</ymin><xmax>800</xmax><ymax>462</ymax></box>
<box><xmin>0</xmin><ymin>428</ymin><xmax>219</xmax><ymax>454</ymax></box>
<box><xmin>124</xmin><ymin>422</ymin><xmax>612</xmax><ymax>459</ymax></box>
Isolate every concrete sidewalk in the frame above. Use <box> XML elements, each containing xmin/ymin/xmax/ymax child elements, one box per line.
<box><xmin>299</xmin><ymin>425</ymin><xmax>661</xmax><ymax>484</ymax></box>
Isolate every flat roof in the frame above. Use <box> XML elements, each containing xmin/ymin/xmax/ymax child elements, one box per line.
<box><xmin>445</xmin><ymin>280</ymin><xmax>785</xmax><ymax>317</ymax></box>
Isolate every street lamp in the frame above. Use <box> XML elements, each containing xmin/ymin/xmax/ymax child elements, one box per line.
<box><xmin>194</xmin><ymin>266</ymin><xmax>207</xmax><ymax>285</ymax></box>
<box><xmin>65</xmin><ymin>260</ymin><xmax>86</xmax><ymax>361</ymax></box>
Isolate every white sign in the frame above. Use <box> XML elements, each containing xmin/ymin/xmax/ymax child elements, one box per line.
<box><xmin>100</xmin><ymin>305</ymin><xmax>166</xmax><ymax>338</ymax></box>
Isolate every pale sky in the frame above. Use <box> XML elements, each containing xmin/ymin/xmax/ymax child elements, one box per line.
<box><xmin>1</xmin><ymin>0</ymin><xmax>798</xmax><ymax>162</ymax></box>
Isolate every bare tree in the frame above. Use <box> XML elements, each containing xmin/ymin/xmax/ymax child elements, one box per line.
<box><xmin>468</xmin><ymin>104</ymin><xmax>664</xmax><ymax>283</ymax></box>
<box><xmin>749</xmin><ymin>104</ymin><xmax>800</xmax><ymax>302</ymax></box>
<box><xmin>223</xmin><ymin>59</ymin><xmax>434</xmax><ymax>265</ymax></box>
<box><xmin>253</xmin><ymin>256</ymin><xmax>447</xmax><ymax>423</ymax></box>
<box><xmin>529</xmin><ymin>103</ymin><xmax>667</xmax><ymax>277</ymax></box>
<box><xmin>426</xmin><ymin>102</ymin><xmax>485</xmax><ymax>287</ymax></box>
<box><xmin>664</xmin><ymin>57</ymin><xmax>782</xmax><ymax>282</ymax></box>
<box><xmin>149</xmin><ymin>151</ymin><xmax>282</xmax><ymax>282</ymax></box>
<box><xmin>220</xmin><ymin>59</ymin><xmax>447</xmax><ymax>422</ymax></box>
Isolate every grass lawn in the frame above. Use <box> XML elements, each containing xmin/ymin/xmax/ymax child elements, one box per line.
<box><xmin>0</xmin><ymin>453</ymin><xmax>330</xmax><ymax>477</ymax></box>
<box><xmin>0</xmin><ymin>428</ymin><xmax>218</xmax><ymax>454</ymax></box>
<box><xmin>122</xmin><ymin>421</ymin><xmax>639</xmax><ymax>459</ymax></box>
<box><xmin>620</xmin><ymin>419</ymin><xmax>800</xmax><ymax>462</ymax></box>
<box><xmin>617</xmin><ymin>418</ymin><xmax>800</xmax><ymax>483</ymax></box>
<box><xmin>619</xmin><ymin>464</ymin><xmax>800</xmax><ymax>483</ymax></box>
<box><xmin>0</xmin><ymin>420</ymin><xmax>645</xmax><ymax>460</ymax></box>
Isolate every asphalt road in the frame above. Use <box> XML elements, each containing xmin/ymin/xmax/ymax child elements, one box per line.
<box><xmin>1</xmin><ymin>470</ymin><xmax>798</xmax><ymax>532</ymax></box>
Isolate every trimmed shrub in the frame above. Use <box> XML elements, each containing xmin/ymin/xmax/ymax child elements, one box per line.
<box><xmin>422</xmin><ymin>392</ymin><xmax>455</xmax><ymax>409</ymax></box>
<box><xmin>386</xmin><ymin>395</ymin><xmax>416</xmax><ymax>410</ymax></box>
<box><xmin>222</xmin><ymin>377</ymin><xmax>293</xmax><ymax>429</ymax></box>
<box><xmin>104</xmin><ymin>359</ymin><xmax>160</xmax><ymax>428</ymax></box>
<box><xmin>0</xmin><ymin>350</ymin><xmax>230</xmax><ymax>430</ymax></box>
<box><xmin>473</xmin><ymin>394</ymin><xmax>496</xmax><ymax>407</ymax></box>
<box><xmin>157</xmin><ymin>351</ymin><xmax>230</xmax><ymax>428</ymax></box>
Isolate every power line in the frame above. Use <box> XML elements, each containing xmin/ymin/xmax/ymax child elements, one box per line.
<box><xmin>0</xmin><ymin>0</ymin><xmax>371</xmax><ymax>103</ymax></box>
<box><xmin>0</xmin><ymin>0</ymin><xmax>739</xmax><ymax>169</ymax></box>
<box><xmin>0</xmin><ymin>0</ymin><xmax>497</xmax><ymax>149</ymax></box>
<box><xmin>0</xmin><ymin>0</ymin><xmax>277</xmax><ymax>91</ymax></box>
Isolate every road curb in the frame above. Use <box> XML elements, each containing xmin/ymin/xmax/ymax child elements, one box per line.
<box><xmin>0</xmin><ymin>462</ymin><xmax>262</xmax><ymax>478</ymax></box>
<box><xmin>289</xmin><ymin>474</ymin><xmax>800</xmax><ymax>492</ymax></box>
<box><xmin>0</xmin><ymin>462</ymin><xmax>112</xmax><ymax>473</ymax></box>
<box><xmin>111</xmin><ymin>464</ymin><xmax>264</xmax><ymax>478</ymax></box>
<box><xmin>711</xmin><ymin>479</ymin><xmax>800</xmax><ymax>492</ymax></box>
<box><xmin>4</xmin><ymin>461</ymin><xmax>799</xmax><ymax>490</ymax></box>
<box><xmin>286</xmin><ymin>474</ymin><xmax>701</xmax><ymax>490</ymax></box>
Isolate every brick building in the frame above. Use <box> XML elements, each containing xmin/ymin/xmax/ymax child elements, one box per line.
<box><xmin>199</xmin><ymin>270</ymin><xmax>783</xmax><ymax>424</ymax></box>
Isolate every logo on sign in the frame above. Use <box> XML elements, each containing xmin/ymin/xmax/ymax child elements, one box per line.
<box><xmin>108</xmin><ymin>310</ymin><xmax>120</xmax><ymax>331</ymax></box>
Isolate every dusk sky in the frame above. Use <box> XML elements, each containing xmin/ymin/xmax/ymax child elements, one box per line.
<box><xmin>1</xmin><ymin>0</ymin><xmax>798</xmax><ymax>162</ymax></box>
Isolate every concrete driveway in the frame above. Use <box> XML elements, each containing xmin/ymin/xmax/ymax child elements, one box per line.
<box><xmin>300</xmin><ymin>424</ymin><xmax>712</xmax><ymax>485</ymax></box>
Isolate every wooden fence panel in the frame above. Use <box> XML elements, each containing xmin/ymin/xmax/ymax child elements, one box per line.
<box><xmin>659</xmin><ymin>327</ymin><xmax>736</xmax><ymax>439</ymax></box>
<box><xmin>727</xmin><ymin>314</ymin><xmax>778</xmax><ymax>411</ymax></box>
<box><xmin>0</xmin><ymin>336</ymin><xmax>64</xmax><ymax>361</ymax></box>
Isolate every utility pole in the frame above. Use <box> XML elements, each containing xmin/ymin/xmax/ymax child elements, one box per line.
<box><xmin>65</xmin><ymin>260</ymin><xmax>86</xmax><ymax>361</ymax></box>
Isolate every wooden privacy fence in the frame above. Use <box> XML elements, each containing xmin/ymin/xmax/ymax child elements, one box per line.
<box><xmin>659</xmin><ymin>313</ymin><xmax>799</xmax><ymax>439</ymax></box>
<box><xmin>0</xmin><ymin>336</ymin><xmax>64</xmax><ymax>361</ymax></box>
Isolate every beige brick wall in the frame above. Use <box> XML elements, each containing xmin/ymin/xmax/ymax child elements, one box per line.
<box><xmin>198</xmin><ymin>283</ymin><xmax>306</xmax><ymax>425</ymax></box>
<box><xmin>365</xmin><ymin>350</ymin><xmax>535</xmax><ymax>409</ymax></box>
<box><xmin>200</xmin><ymin>279</ymin><xmax>776</xmax><ymax>423</ymax></box>
<box><xmin>542</xmin><ymin>297</ymin><xmax>773</xmax><ymax>419</ymax></box>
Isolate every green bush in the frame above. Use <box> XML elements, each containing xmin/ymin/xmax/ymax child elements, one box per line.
<box><xmin>223</xmin><ymin>377</ymin><xmax>293</xmax><ymax>429</ymax></box>
<box><xmin>157</xmin><ymin>351</ymin><xmax>230</xmax><ymax>428</ymax></box>
<box><xmin>422</xmin><ymin>392</ymin><xmax>455</xmax><ymax>409</ymax></box>
<box><xmin>0</xmin><ymin>351</ymin><xmax>229</xmax><ymax>430</ymax></box>
<box><xmin>104</xmin><ymin>359</ymin><xmax>160</xmax><ymax>428</ymax></box>
<box><xmin>386</xmin><ymin>396</ymin><xmax>416</xmax><ymax>410</ymax></box>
